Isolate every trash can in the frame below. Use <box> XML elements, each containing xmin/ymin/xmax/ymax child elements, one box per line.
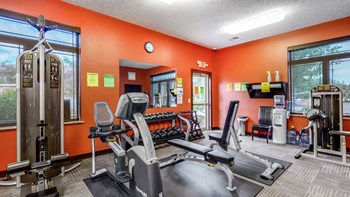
<box><xmin>237</xmin><ymin>116</ymin><xmax>248</xmax><ymax>136</ymax></box>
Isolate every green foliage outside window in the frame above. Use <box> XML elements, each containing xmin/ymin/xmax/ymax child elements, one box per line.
<box><xmin>0</xmin><ymin>89</ymin><xmax>16</xmax><ymax>123</ymax></box>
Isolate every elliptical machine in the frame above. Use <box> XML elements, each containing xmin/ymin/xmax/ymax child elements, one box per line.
<box><xmin>89</xmin><ymin>93</ymin><xmax>163</xmax><ymax>197</ymax></box>
<box><xmin>2</xmin><ymin>15</ymin><xmax>80</xmax><ymax>196</ymax></box>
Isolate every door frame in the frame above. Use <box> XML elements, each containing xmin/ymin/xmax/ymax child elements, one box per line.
<box><xmin>191</xmin><ymin>69</ymin><xmax>213</xmax><ymax>130</ymax></box>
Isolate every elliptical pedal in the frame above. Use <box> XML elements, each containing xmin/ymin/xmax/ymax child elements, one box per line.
<box><xmin>114</xmin><ymin>171</ymin><xmax>132</xmax><ymax>183</ymax></box>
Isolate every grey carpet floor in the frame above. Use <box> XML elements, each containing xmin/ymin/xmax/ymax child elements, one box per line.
<box><xmin>1</xmin><ymin>134</ymin><xmax>350</xmax><ymax>197</ymax></box>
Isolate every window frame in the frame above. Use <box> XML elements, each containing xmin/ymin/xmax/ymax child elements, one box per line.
<box><xmin>150</xmin><ymin>70</ymin><xmax>176</xmax><ymax>107</ymax></box>
<box><xmin>0</xmin><ymin>9</ymin><xmax>81</xmax><ymax>126</ymax></box>
<box><xmin>288</xmin><ymin>35</ymin><xmax>350</xmax><ymax>116</ymax></box>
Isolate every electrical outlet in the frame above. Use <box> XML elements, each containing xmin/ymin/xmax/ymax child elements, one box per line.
<box><xmin>188</xmin><ymin>99</ymin><xmax>191</xmax><ymax>103</ymax></box>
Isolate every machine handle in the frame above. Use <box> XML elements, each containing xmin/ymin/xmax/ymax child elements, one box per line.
<box><xmin>26</xmin><ymin>16</ymin><xmax>57</xmax><ymax>32</ymax></box>
<box><xmin>330</xmin><ymin>130</ymin><xmax>350</xmax><ymax>136</ymax></box>
<box><xmin>50</xmin><ymin>153</ymin><xmax>69</xmax><ymax>162</ymax></box>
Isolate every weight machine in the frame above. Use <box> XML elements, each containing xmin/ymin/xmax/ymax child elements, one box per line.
<box><xmin>295</xmin><ymin>85</ymin><xmax>350</xmax><ymax>167</ymax></box>
<box><xmin>0</xmin><ymin>15</ymin><xmax>80</xmax><ymax>196</ymax></box>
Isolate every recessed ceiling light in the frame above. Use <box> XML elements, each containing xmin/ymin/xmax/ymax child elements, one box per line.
<box><xmin>160</xmin><ymin>0</ymin><xmax>176</xmax><ymax>4</ymax></box>
<box><xmin>224</xmin><ymin>9</ymin><xmax>285</xmax><ymax>35</ymax></box>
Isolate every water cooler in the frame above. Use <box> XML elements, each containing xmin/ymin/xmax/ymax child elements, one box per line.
<box><xmin>272</xmin><ymin>95</ymin><xmax>289</xmax><ymax>144</ymax></box>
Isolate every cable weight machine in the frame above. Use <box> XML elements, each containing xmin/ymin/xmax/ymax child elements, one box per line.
<box><xmin>295</xmin><ymin>85</ymin><xmax>350</xmax><ymax>166</ymax></box>
<box><xmin>0</xmin><ymin>15</ymin><xmax>80</xmax><ymax>196</ymax></box>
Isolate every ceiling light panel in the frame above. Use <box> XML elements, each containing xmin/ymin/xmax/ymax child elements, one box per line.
<box><xmin>224</xmin><ymin>9</ymin><xmax>285</xmax><ymax>35</ymax></box>
<box><xmin>160</xmin><ymin>0</ymin><xmax>176</xmax><ymax>4</ymax></box>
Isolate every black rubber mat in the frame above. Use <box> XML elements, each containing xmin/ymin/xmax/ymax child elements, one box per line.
<box><xmin>162</xmin><ymin>160</ymin><xmax>263</xmax><ymax>197</ymax></box>
<box><xmin>84</xmin><ymin>161</ymin><xmax>263</xmax><ymax>197</ymax></box>
<box><xmin>83</xmin><ymin>176</ymin><xmax>128</xmax><ymax>197</ymax></box>
<box><xmin>228</xmin><ymin>150</ymin><xmax>292</xmax><ymax>186</ymax></box>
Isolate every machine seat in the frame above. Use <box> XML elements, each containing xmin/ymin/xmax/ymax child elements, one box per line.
<box><xmin>89</xmin><ymin>127</ymin><xmax>127</xmax><ymax>138</ymax></box>
<box><xmin>207</xmin><ymin>150</ymin><xmax>234</xmax><ymax>165</ymax></box>
<box><xmin>252</xmin><ymin>124</ymin><xmax>271</xmax><ymax>130</ymax></box>
<box><xmin>168</xmin><ymin>139</ymin><xmax>212</xmax><ymax>155</ymax></box>
<box><xmin>208</xmin><ymin>132</ymin><xmax>222</xmax><ymax>141</ymax></box>
<box><xmin>309</xmin><ymin>113</ymin><xmax>327</xmax><ymax>121</ymax></box>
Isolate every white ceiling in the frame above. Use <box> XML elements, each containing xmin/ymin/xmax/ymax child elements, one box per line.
<box><xmin>63</xmin><ymin>0</ymin><xmax>350</xmax><ymax>49</ymax></box>
<box><xmin>120</xmin><ymin>59</ymin><xmax>159</xmax><ymax>69</ymax></box>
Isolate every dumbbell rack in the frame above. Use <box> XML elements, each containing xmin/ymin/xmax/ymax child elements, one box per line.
<box><xmin>127</xmin><ymin>112</ymin><xmax>184</xmax><ymax>145</ymax></box>
<box><xmin>125</xmin><ymin>111</ymin><xmax>204</xmax><ymax>146</ymax></box>
<box><xmin>178</xmin><ymin>111</ymin><xmax>205</xmax><ymax>141</ymax></box>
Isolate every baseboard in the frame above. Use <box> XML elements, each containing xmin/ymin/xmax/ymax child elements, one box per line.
<box><xmin>0</xmin><ymin>149</ymin><xmax>113</xmax><ymax>179</ymax></box>
<box><xmin>211</xmin><ymin>127</ymin><xmax>221</xmax><ymax>130</ymax></box>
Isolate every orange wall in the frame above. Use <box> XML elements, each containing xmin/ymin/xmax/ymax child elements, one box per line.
<box><xmin>1</xmin><ymin>0</ymin><xmax>349</xmax><ymax>172</ymax></box>
<box><xmin>215</xmin><ymin>17</ymin><xmax>350</xmax><ymax>142</ymax></box>
<box><xmin>0</xmin><ymin>0</ymin><xmax>216</xmax><ymax>171</ymax></box>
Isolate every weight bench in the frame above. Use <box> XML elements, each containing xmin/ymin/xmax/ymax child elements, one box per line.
<box><xmin>209</xmin><ymin>101</ymin><xmax>283</xmax><ymax>180</ymax></box>
<box><xmin>166</xmin><ymin>139</ymin><xmax>236</xmax><ymax>191</ymax></box>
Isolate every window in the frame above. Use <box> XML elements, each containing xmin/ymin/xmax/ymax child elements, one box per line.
<box><xmin>0</xmin><ymin>9</ymin><xmax>80</xmax><ymax>126</ymax></box>
<box><xmin>150</xmin><ymin>71</ymin><xmax>176</xmax><ymax>107</ymax></box>
<box><xmin>289</xmin><ymin>37</ymin><xmax>350</xmax><ymax>115</ymax></box>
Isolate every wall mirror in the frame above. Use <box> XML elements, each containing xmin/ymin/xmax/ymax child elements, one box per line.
<box><xmin>119</xmin><ymin>59</ymin><xmax>177</xmax><ymax>108</ymax></box>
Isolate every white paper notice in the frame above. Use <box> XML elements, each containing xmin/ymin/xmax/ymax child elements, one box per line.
<box><xmin>177</xmin><ymin>95</ymin><xmax>183</xmax><ymax>104</ymax></box>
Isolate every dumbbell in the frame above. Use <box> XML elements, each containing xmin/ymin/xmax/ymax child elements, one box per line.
<box><xmin>192</xmin><ymin>130</ymin><xmax>198</xmax><ymax>138</ymax></box>
<box><xmin>172</xmin><ymin>127</ymin><xmax>180</xmax><ymax>136</ymax></box>
<box><xmin>167</xmin><ymin>127</ymin><xmax>177</xmax><ymax>137</ymax></box>
<box><xmin>144</xmin><ymin>114</ymin><xmax>150</xmax><ymax>121</ymax></box>
<box><xmin>151</xmin><ymin>131</ymin><xmax>161</xmax><ymax>141</ymax></box>
<box><xmin>165</xmin><ymin>112</ymin><xmax>172</xmax><ymax>118</ymax></box>
<box><xmin>160</xmin><ymin>128</ymin><xmax>170</xmax><ymax>138</ymax></box>
<box><xmin>152</xmin><ymin>113</ymin><xmax>158</xmax><ymax>120</ymax></box>
<box><xmin>196</xmin><ymin>129</ymin><xmax>202</xmax><ymax>137</ymax></box>
<box><xmin>159</xmin><ymin>113</ymin><xmax>165</xmax><ymax>119</ymax></box>
<box><xmin>162</xmin><ymin>128</ymin><xmax>170</xmax><ymax>137</ymax></box>
<box><xmin>172</xmin><ymin>112</ymin><xmax>177</xmax><ymax>118</ymax></box>
<box><xmin>154</xmin><ymin>129</ymin><xmax>165</xmax><ymax>139</ymax></box>
<box><xmin>169</xmin><ymin>112</ymin><xmax>175</xmax><ymax>118</ymax></box>
<box><xmin>147</xmin><ymin>113</ymin><xmax>154</xmax><ymax>120</ymax></box>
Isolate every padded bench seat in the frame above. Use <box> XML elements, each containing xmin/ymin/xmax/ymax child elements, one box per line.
<box><xmin>208</xmin><ymin>132</ymin><xmax>222</xmax><ymax>141</ymax></box>
<box><xmin>207</xmin><ymin>150</ymin><xmax>234</xmax><ymax>165</ymax></box>
<box><xmin>168</xmin><ymin>139</ymin><xmax>211</xmax><ymax>155</ymax></box>
<box><xmin>168</xmin><ymin>139</ymin><xmax>234</xmax><ymax>164</ymax></box>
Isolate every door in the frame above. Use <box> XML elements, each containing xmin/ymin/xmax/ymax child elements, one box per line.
<box><xmin>192</xmin><ymin>71</ymin><xmax>211</xmax><ymax>130</ymax></box>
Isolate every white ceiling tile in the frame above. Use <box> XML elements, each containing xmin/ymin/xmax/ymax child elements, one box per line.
<box><xmin>63</xmin><ymin>0</ymin><xmax>350</xmax><ymax>49</ymax></box>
